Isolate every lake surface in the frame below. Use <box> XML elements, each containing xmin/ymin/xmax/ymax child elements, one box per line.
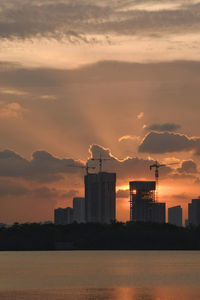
<box><xmin>0</xmin><ymin>251</ymin><xmax>200</xmax><ymax>299</ymax></box>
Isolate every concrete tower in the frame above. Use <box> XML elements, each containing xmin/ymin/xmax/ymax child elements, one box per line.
<box><xmin>85</xmin><ymin>172</ymin><xmax>116</xmax><ymax>224</ymax></box>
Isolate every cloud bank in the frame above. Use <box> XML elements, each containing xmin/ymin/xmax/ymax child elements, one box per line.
<box><xmin>145</xmin><ymin>123</ymin><xmax>181</xmax><ymax>132</ymax></box>
<box><xmin>1</xmin><ymin>0</ymin><xmax>200</xmax><ymax>41</ymax></box>
<box><xmin>139</xmin><ymin>132</ymin><xmax>200</xmax><ymax>154</ymax></box>
<box><xmin>0</xmin><ymin>149</ymin><xmax>84</xmax><ymax>182</ymax></box>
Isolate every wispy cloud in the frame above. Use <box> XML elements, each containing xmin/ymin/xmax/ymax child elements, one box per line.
<box><xmin>118</xmin><ymin>135</ymin><xmax>140</xmax><ymax>142</ymax></box>
<box><xmin>1</xmin><ymin>0</ymin><xmax>200</xmax><ymax>41</ymax></box>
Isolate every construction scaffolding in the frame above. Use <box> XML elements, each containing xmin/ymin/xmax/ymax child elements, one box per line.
<box><xmin>130</xmin><ymin>181</ymin><xmax>156</xmax><ymax>221</ymax></box>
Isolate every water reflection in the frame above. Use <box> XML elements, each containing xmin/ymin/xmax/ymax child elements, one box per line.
<box><xmin>0</xmin><ymin>251</ymin><xmax>200</xmax><ymax>299</ymax></box>
<box><xmin>114</xmin><ymin>286</ymin><xmax>200</xmax><ymax>300</ymax></box>
<box><xmin>1</xmin><ymin>287</ymin><xmax>200</xmax><ymax>300</ymax></box>
<box><xmin>135</xmin><ymin>288</ymin><xmax>154</xmax><ymax>300</ymax></box>
<box><xmin>114</xmin><ymin>287</ymin><xmax>156</xmax><ymax>300</ymax></box>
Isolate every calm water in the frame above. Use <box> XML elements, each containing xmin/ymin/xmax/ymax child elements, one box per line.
<box><xmin>0</xmin><ymin>251</ymin><xmax>200</xmax><ymax>299</ymax></box>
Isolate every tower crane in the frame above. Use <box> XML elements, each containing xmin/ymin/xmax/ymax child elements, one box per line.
<box><xmin>68</xmin><ymin>162</ymin><xmax>96</xmax><ymax>175</ymax></box>
<box><xmin>150</xmin><ymin>161</ymin><xmax>165</xmax><ymax>192</ymax></box>
<box><xmin>150</xmin><ymin>161</ymin><xmax>179</xmax><ymax>201</ymax></box>
<box><xmin>91</xmin><ymin>154</ymin><xmax>111</xmax><ymax>173</ymax></box>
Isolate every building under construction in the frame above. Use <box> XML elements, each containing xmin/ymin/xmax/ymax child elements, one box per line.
<box><xmin>130</xmin><ymin>181</ymin><xmax>165</xmax><ymax>223</ymax></box>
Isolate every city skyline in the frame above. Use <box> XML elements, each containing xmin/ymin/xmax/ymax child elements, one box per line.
<box><xmin>0</xmin><ymin>144</ymin><xmax>199</xmax><ymax>224</ymax></box>
<box><xmin>1</xmin><ymin>0</ymin><xmax>200</xmax><ymax>224</ymax></box>
<box><xmin>54</xmin><ymin>177</ymin><xmax>200</xmax><ymax>227</ymax></box>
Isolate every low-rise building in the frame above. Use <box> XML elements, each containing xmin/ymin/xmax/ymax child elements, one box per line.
<box><xmin>54</xmin><ymin>207</ymin><xmax>73</xmax><ymax>225</ymax></box>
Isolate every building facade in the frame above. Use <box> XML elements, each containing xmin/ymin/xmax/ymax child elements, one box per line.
<box><xmin>130</xmin><ymin>181</ymin><xmax>165</xmax><ymax>223</ymax></box>
<box><xmin>73</xmin><ymin>197</ymin><xmax>85</xmax><ymax>223</ymax></box>
<box><xmin>168</xmin><ymin>205</ymin><xmax>182</xmax><ymax>227</ymax></box>
<box><xmin>85</xmin><ymin>172</ymin><xmax>116</xmax><ymax>224</ymax></box>
<box><xmin>54</xmin><ymin>207</ymin><xmax>74</xmax><ymax>225</ymax></box>
<box><xmin>188</xmin><ymin>199</ymin><xmax>200</xmax><ymax>226</ymax></box>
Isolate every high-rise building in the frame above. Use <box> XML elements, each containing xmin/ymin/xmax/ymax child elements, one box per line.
<box><xmin>85</xmin><ymin>172</ymin><xmax>116</xmax><ymax>224</ymax></box>
<box><xmin>188</xmin><ymin>199</ymin><xmax>200</xmax><ymax>226</ymax></box>
<box><xmin>54</xmin><ymin>207</ymin><xmax>73</xmax><ymax>225</ymax></box>
<box><xmin>168</xmin><ymin>205</ymin><xmax>182</xmax><ymax>227</ymax></box>
<box><xmin>129</xmin><ymin>181</ymin><xmax>165</xmax><ymax>223</ymax></box>
<box><xmin>73</xmin><ymin>197</ymin><xmax>85</xmax><ymax>223</ymax></box>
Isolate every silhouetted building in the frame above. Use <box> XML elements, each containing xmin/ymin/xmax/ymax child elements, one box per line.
<box><xmin>168</xmin><ymin>205</ymin><xmax>182</xmax><ymax>227</ymax></box>
<box><xmin>73</xmin><ymin>197</ymin><xmax>85</xmax><ymax>223</ymax></box>
<box><xmin>130</xmin><ymin>181</ymin><xmax>165</xmax><ymax>223</ymax></box>
<box><xmin>185</xmin><ymin>219</ymin><xmax>189</xmax><ymax>227</ymax></box>
<box><xmin>85</xmin><ymin>172</ymin><xmax>116</xmax><ymax>224</ymax></box>
<box><xmin>188</xmin><ymin>199</ymin><xmax>200</xmax><ymax>226</ymax></box>
<box><xmin>54</xmin><ymin>207</ymin><xmax>73</xmax><ymax>225</ymax></box>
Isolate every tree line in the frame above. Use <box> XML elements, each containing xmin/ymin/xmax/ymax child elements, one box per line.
<box><xmin>0</xmin><ymin>222</ymin><xmax>200</xmax><ymax>250</ymax></box>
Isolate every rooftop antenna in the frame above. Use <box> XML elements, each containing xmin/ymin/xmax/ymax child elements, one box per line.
<box><xmin>91</xmin><ymin>153</ymin><xmax>111</xmax><ymax>173</ymax></box>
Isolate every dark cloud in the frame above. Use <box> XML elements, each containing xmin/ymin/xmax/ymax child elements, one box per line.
<box><xmin>0</xmin><ymin>145</ymin><xmax>174</xmax><ymax>184</ymax></box>
<box><xmin>0</xmin><ymin>1</ymin><xmax>111</xmax><ymax>40</ymax></box>
<box><xmin>0</xmin><ymin>149</ymin><xmax>85</xmax><ymax>182</ymax></box>
<box><xmin>0</xmin><ymin>181</ymin><xmax>30</xmax><ymax>197</ymax></box>
<box><xmin>2</xmin><ymin>60</ymin><xmax>200</xmax><ymax>89</ymax></box>
<box><xmin>139</xmin><ymin>132</ymin><xmax>200</xmax><ymax>154</ymax></box>
<box><xmin>146</xmin><ymin>123</ymin><xmax>181</xmax><ymax>132</ymax></box>
<box><xmin>89</xmin><ymin>144</ymin><xmax>111</xmax><ymax>159</ymax></box>
<box><xmin>0</xmin><ymin>182</ymin><xmax>59</xmax><ymax>199</ymax></box>
<box><xmin>177</xmin><ymin>160</ymin><xmax>198</xmax><ymax>174</ymax></box>
<box><xmin>0</xmin><ymin>0</ymin><xmax>200</xmax><ymax>41</ymax></box>
<box><xmin>88</xmin><ymin>144</ymin><xmax>172</xmax><ymax>180</ymax></box>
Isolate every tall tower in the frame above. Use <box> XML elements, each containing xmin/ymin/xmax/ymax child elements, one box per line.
<box><xmin>85</xmin><ymin>172</ymin><xmax>116</xmax><ymax>224</ymax></box>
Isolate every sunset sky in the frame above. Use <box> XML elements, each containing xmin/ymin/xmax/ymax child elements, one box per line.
<box><xmin>1</xmin><ymin>0</ymin><xmax>200</xmax><ymax>223</ymax></box>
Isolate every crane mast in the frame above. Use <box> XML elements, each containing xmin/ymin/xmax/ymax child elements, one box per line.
<box><xmin>150</xmin><ymin>161</ymin><xmax>179</xmax><ymax>201</ymax></box>
<box><xmin>91</xmin><ymin>154</ymin><xmax>111</xmax><ymax>172</ymax></box>
<box><xmin>150</xmin><ymin>161</ymin><xmax>165</xmax><ymax>201</ymax></box>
